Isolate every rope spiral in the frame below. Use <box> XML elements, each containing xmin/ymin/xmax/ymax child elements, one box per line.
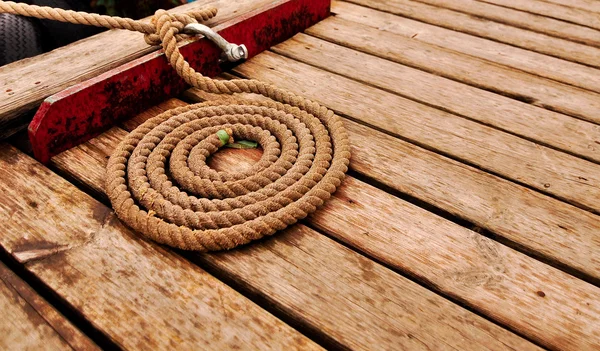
<box><xmin>0</xmin><ymin>1</ymin><xmax>351</xmax><ymax>251</ymax></box>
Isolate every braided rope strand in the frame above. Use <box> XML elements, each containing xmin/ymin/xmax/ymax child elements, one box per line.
<box><xmin>0</xmin><ymin>1</ymin><xmax>218</xmax><ymax>44</ymax></box>
<box><xmin>1</xmin><ymin>1</ymin><xmax>351</xmax><ymax>251</ymax></box>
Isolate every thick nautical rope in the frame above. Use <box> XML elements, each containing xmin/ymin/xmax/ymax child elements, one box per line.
<box><xmin>0</xmin><ymin>1</ymin><xmax>351</xmax><ymax>251</ymax></box>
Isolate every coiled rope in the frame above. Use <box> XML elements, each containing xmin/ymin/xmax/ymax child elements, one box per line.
<box><xmin>0</xmin><ymin>1</ymin><xmax>350</xmax><ymax>251</ymax></box>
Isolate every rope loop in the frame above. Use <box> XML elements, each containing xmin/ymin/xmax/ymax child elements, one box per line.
<box><xmin>0</xmin><ymin>0</ymin><xmax>351</xmax><ymax>251</ymax></box>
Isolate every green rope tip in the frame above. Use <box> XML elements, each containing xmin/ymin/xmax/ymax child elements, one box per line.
<box><xmin>216</xmin><ymin>129</ymin><xmax>231</xmax><ymax>146</ymax></box>
<box><xmin>216</xmin><ymin>129</ymin><xmax>258</xmax><ymax>149</ymax></box>
<box><xmin>225</xmin><ymin>140</ymin><xmax>259</xmax><ymax>149</ymax></box>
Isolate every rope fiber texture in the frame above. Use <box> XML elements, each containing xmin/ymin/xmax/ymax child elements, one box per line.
<box><xmin>0</xmin><ymin>1</ymin><xmax>351</xmax><ymax>251</ymax></box>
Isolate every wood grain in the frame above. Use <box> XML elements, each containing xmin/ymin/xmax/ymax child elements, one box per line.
<box><xmin>408</xmin><ymin>0</ymin><xmax>600</xmax><ymax>44</ymax></box>
<box><xmin>331</xmin><ymin>1</ymin><xmax>600</xmax><ymax>94</ymax></box>
<box><xmin>0</xmin><ymin>261</ymin><xmax>99</xmax><ymax>351</ymax></box>
<box><xmin>306</xmin><ymin>16</ymin><xmax>600</xmax><ymax>124</ymax></box>
<box><xmin>344</xmin><ymin>0</ymin><xmax>600</xmax><ymax>67</ymax></box>
<box><xmin>311</xmin><ymin>177</ymin><xmax>600</xmax><ymax>350</ymax></box>
<box><xmin>468</xmin><ymin>0</ymin><xmax>600</xmax><ymax>30</ymax></box>
<box><xmin>224</xmin><ymin>53</ymin><xmax>600</xmax><ymax>280</ymax></box>
<box><xmin>78</xmin><ymin>97</ymin><xmax>600</xmax><ymax>350</ymax></box>
<box><xmin>0</xmin><ymin>145</ymin><xmax>320</xmax><ymax>351</ymax></box>
<box><xmin>47</xmin><ymin>100</ymin><xmax>541</xmax><ymax>351</ymax></box>
<box><xmin>0</xmin><ymin>0</ymin><xmax>274</xmax><ymax>138</ymax></box>
<box><xmin>346</xmin><ymin>118</ymin><xmax>600</xmax><ymax>281</ymax></box>
<box><xmin>200</xmin><ymin>225</ymin><xmax>540</xmax><ymax>351</ymax></box>
<box><xmin>233</xmin><ymin>51</ymin><xmax>600</xmax><ymax>212</ymax></box>
<box><xmin>200</xmin><ymin>139</ymin><xmax>600</xmax><ymax>351</ymax></box>
<box><xmin>273</xmin><ymin>33</ymin><xmax>600</xmax><ymax>164</ymax></box>
<box><xmin>541</xmin><ymin>0</ymin><xmax>600</xmax><ymax>13</ymax></box>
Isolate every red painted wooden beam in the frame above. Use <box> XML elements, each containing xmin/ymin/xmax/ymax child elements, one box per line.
<box><xmin>28</xmin><ymin>0</ymin><xmax>330</xmax><ymax>164</ymax></box>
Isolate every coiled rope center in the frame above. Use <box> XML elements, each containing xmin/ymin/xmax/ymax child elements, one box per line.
<box><xmin>0</xmin><ymin>0</ymin><xmax>351</xmax><ymax>251</ymax></box>
<box><xmin>107</xmin><ymin>97</ymin><xmax>350</xmax><ymax>251</ymax></box>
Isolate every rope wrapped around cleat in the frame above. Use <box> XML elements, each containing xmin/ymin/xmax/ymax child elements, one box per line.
<box><xmin>0</xmin><ymin>1</ymin><xmax>351</xmax><ymax>251</ymax></box>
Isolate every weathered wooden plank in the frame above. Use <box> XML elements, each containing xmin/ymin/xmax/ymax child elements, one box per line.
<box><xmin>473</xmin><ymin>0</ymin><xmax>600</xmax><ymax>30</ymax></box>
<box><xmin>345</xmin><ymin>117</ymin><xmax>600</xmax><ymax>281</ymax></box>
<box><xmin>48</xmin><ymin>100</ymin><xmax>541</xmax><ymax>351</ymax></box>
<box><xmin>306</xmin><ymin>17</ymin><xmax>600</xmax><ymax>124</ymax></box>
<box><xmin>404</xmin><ymin>0</ymin><xmax>600</xmax><ymax>44</ymax></box>
<box><xmin>344</xmin><ymin>0</ymin><xmax>600</xmax><ymax>67</ymax></box>
<box><xmin>70</xmin><ymin>96</ymin><xmax>600</xmax><ymax>350</ymax></box>
<box><xmin>0</xmin><ymin>261</ymin><xmax>99</xmax><ymax>351</ymax></box>
<box><xmin>273</xmin><ymin>33</ymin><xmax>600</xmax><ymax>163</ymax></box>
<box><xmin>0</xmin><ymin>145</ymin><xmax>321</xmax><ymax>351</ymax></box>
<box><xmin>542</xmin><ymin>0</ymin><xmax>600</xmax><ymax>13</ymax></box>
<box><xmin>331</xmin><ymin>1</ymin><xmax>600</xmax><ymax>94</ymax></box>
<box><xmin>0</xmin><ymin>0</ymin><xmax>275</xmax><ymax>138</ymax></box>
<box><xmin>234</xmin><ymin>51</ymin><xmax>600</xmax><ymax>213</ymax></box>
<box><xmin>199</xmin><ymin>131</ymin><xmax>600</xmax><ymax>351</ymax></box>
<box><xmin>313</xmin><ymin>177</ymin><xmax>600</xmax><ymax>350</ymax></box>
<box><xmin>225</xmin><ymin>53</ymin><xmax>600</xmax><ymax>281</ymax></box>
<box><xmin>199</xmin><ymin>225</ymin><xmax>540</xmax><ymax>351</ymax></box>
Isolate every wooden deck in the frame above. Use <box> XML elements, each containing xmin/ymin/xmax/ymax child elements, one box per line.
<box><xmin>1</xmin><ymin>0</ymin><xmax>600</xmax><ymax>349</ymax></box>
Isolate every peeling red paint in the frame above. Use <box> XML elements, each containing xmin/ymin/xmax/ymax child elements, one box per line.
<box><xmin>29</xmin><ymin>0</ymin><xmax>331</xmax><ymax>164</ymax></box>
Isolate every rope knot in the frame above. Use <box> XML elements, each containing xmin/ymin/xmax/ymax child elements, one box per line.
<box><xmin>144</xmin><ymin>7</ymin><xmax>218</xmax><ymax>46</ymax></box>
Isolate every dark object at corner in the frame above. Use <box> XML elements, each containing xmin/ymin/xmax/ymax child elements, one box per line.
<box><xmin>0</xmin><ymin>0</ymin><xmax>103</xmax><ymax>66</ymax></box>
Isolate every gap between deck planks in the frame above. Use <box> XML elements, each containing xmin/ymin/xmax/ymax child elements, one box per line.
<box><xmin>477</xmin><ymin>0</ymin><xmax>600</xmax><ymax>28</ymax></box>
<box><xmin>344</xmin><ymin>0</ymin><xmax>600</xmax><ymax>68</ymax></box>
<box><xmin>332</xmin><ymin>1</ymin><xmax>600</xmax><ymax>94</ymax></box>
<box><xmin>273</xmin><ymin>32</ymin><xmax>600</xmax><ymax>164</ymax></box>
<box><xmin>306</xmin><ymin>15</ymin><xmax>600</xmax><ymax>125</ymax></box>
<box><xmin>0</xmin><ymin>261</ymin><xmax>99</xmax><ymax>351</ymax></box>
<box><xmin>44</xmin><ymin>100</ymin><xmax>545</xmax><ymax>351</ymax></box>
<box><xmin>0</xmin><ymin>146</ymin><xmax>320</xmax><ymax>350</ymax></box>
<box><xmin>408</xmin><ymin>0</ymin><xmax>600</xmax><ymax>45</ymax></box>
<box><xmin>182</xmin><ymin>93</ymin><xmax>600</xmax><ymax>350</ymax></box>
<box><xmin>0</xmin><ymin>0</ymin><xmax>275</xmax><ymax>138</ymax></box>
<box><xmin>542</xmin><ymin>0</ymin><xmax>600</xmax><ymax>13</ymax></box>
<box><xmin>270</xmin><ymin>14</ymin><xmax>600</xmax><ymax>204</ymax></box>
<box><xmin>50</xmin><ymin>97</ymin><xmax>600</xmax><ymax>350</ymax></box>
<box><xmin>269</xmin><ymin>33</ymin><xmax>600</xmax><ymax>211</ymax></box>
<box><xmin>432</xmin><ymin>0</ymin><xmax>600</xmax><ymax>32</ymax></box>
<box><xmin>226</xmin><ymin>50</ymin><xmax>600</xmax><ymax>282</ymax></box>
<box><xmin>225</xmin><ymin>53</ymin><xmax>600</xmax><ymax>279</ymax></box>
<box><xmin>1</xmin><ymin>1</ymin><xmax>597</xmax><ymax>348</ymax></box>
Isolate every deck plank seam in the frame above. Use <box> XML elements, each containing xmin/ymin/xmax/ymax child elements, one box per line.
<box><xmin>190</xmin><ymin>70</ymin><xmax>600</xmax><ymax>286</ymax></box>
<box><xmin>301</xmin><ymin>220</ymin><xmax>553</xmax><ymax>351</ymax></box>
<box><xmin>227</xmin><ymin>67</ymin><xmax>600</xmax><ymax>217</ymax></box>
<box><xmin>471</xmin><ymin>0</ymin><xmax>600</xmax><ymax>32</ymax></box>
<box><xmin>0</xmin><ymin>241</ymin><xmax>123</xmax><ymax>350</ymax></box>
<box><xmin>8</xmin><ymin>123</ymin><xmax>542</xmax><ymax>351</ymax></box>
<box><xmin>536</xmin><ymin>0</ymin><xmax>600</xmax><ymax>14</ymax></box>
<box><xmin>5</xmin><ymin>139</ymin><xmax>346</xmax><ymax>351</ymax></box>
<box><xmin>341</xmin><ymin>0</ymin><xmax>600</xmax><ymax>68</ymax></box>
<box><xmin>0</xmin><ymin>262</ymin><xmax>92</xmax><ymax>350</ymax></box>
<box><xmin>264</xmin><ymin>229</ymin><xmax>490</xmax><ymax>351</ymax></box>
<box><xmin>408</xmin><ymin>0</ymin><xmax>600</xmax><ymax>47</ymax></box>
<box><xmin>185</xmin><ymin>250</ymin><xmax>352</xmax><ymax>351</ymax></box>
<box><xmin>326</xmin><ymin>9</ymin><xmax>600</xmax><ymax>96</ymax></box>
<box><xmin>344</xmin><ymin>170</ymin><xmax>600</xmax><ymax>288</ymax></box>
<box><xmin>269</xmin><ymin>44</ymin><xmax>600</xmax><ymax>165</ymax></box>
<box><xmin>304</xmin><ymin>26</ymin><xmax>600</xmax><ymax>125</ymax></box>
